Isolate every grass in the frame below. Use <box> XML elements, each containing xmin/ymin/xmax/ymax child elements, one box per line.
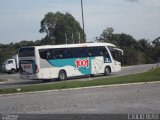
<box><xmin>0</xmin><ymin>67</ymin><xmax>160</xmax><ymax>94</ymax></box>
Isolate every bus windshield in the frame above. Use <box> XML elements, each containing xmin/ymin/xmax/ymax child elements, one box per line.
<box><xmin>107</xmin><ymin>46</ymin><xmax>123</xmax><ymax>62</ymax></box>
<box><xmin>19</xmin><ymin>47</ymin><xmax>35</xmax><ymax>57</ymax></box>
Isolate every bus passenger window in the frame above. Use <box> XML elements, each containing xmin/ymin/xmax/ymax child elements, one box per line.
<box><xmin>63</xmin><ymin>49</ymin><xmax>68</xmax><ymax>59</ymax></box>
<box><xmin>79</xmin><ymin>47</ymin><xmax>87</xmax><ymax>57</ymax></box>
<box><xmin>79</xmin><ymin>48</ymin><xmax>83</xmax><ymax>57</ymax></box>
<box><xmin>47</xmin><ymin>51</ymin><xmax>52</xmax><ymax>59</ymax></box>
<box><xmin>55</xmin><ymin>49</ymin><xmax>63</xmax><ymax>59</ymax></box>
<box><xmin>39</xmin><ymin>49</ymin><xmax>48</xmax><ymax>59</ymax></box>
<box><xmin>50</xmin><ymin>49</ymin><xmax>56</xmax><ymax>59</ymax></box>
<box><xmin>98</xmin><ymin>48</ymin><xmax>104</xmax><ymax>56</ymax></box>
<box><xmin>87</xmin><ymin>48</ymin><xmax>94</xmax><ymax>57</ymax></box>
<box><xmin>74</xmin><ymin>48</ymin><xmax>79</xmax><ymax>58</ymax></box>
<box><xmin>67</xmin><ymin>49</ymin><xmax>73</xmax><ymax>58</ymax></box>
<box><xmin>99</xmin><ymin>47</ymin><xmax>109</xmax><ymax>56</ymax></box>
<box><xmin>92</xmin><ymin>47</ymin><xmax>99</xmax><ymax>56</ymax></box>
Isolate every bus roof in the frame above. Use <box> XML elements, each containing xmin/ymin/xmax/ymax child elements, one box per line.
<box><xmin>23</xmin><ymin>43</ymin><xmax>116</xmax><ymax>50</ymax></box>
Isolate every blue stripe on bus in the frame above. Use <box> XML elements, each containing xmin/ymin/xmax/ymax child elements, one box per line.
<box><xmin>48</xmin><ymin>57</ymin><xmax>95</xmax><ymax>75</ymax></box>
<box><xmin>47</xmin><ymin>56</ymin><xmax>111</xmax><ymax>75</ymax></box>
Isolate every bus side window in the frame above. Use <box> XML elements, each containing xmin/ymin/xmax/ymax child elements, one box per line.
<box><xmin>47</xmin><ymin>51</ymin><xmax>52</xmax><ymax>59</ymax></box>
<box><xmin>62</xmin><ymin>48</ymin><xmax>68</xmax><ymax>59</ymax></box>
<box><xmin>53</xmin><ymin>49</ymin><xmax>58</xmax><ymax>59</ymax></box>
<box><xmin>67</xmin><ymin>48</ymin><xmax>73</xmax><ymax>58</ymax></box>
<box><xmin>57</xmin><ymin>49</ymin><xmax>63</xmax><ymax>59</ymax></box>
<box><xmin>50</xmin><ymin>49</ymin><xmax>56</xmax><ymax>59</ymax></box>
<box><xmin>39</xmin><ymin>49</ymin><xmax>48</xmax><ymax>60</ymax></box>
<box><xmin>79</xmin><ymin>48</ymin><xmax>83</xmax><ymax>57</ymax></box>
<box><xmin>98</xmin><ymin>47</ymin><xmax>109</xmax><ymax>57</ymax></box>
<box><xmin>104</xmin><ymin>47</ymin><xmax>110</xmax><ymax>57</ymax></box>
<box><xmin>93</xmin><ymin>47</ymin><xmax>100</xmax><ymax>56</ymax></box>
<box><xmin>98</xmin><ymin>47</ymin><xmax>104</xmax><ymax>56</ymax></box>
<box><xmin>87</xmin><ymin>47</ymin><xmax>95</xmax><ymax>57</ymax></box>
<box><xmin>87</xmin><ymin>48</ymin><xmax>92</xmax><ymax>57</ymax></box>
<box><xmin>79</xmin><ymin>47</ymin><xmax>87</xmax><ymax>57</ymax></box>
<box><xmin>74</xmin><ymin>48</ymin><xmax>80</xmax><ymax>58</ymax></box>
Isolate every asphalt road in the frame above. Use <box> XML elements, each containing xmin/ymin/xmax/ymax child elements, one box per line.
<box><xmin>0</xmin><ymin>82</ymin><xmax>160</xmax><ymax>114</ymax></box>
<box><xmin>0</xmin><ymin>64</ymin><xmax>158</xmax><ymax>89</ymax></box>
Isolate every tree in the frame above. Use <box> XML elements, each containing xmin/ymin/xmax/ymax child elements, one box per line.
<box><xmin>152</xmin><ymin>37</ymin><xmax>160</xmax><ymax>62</ymax></box>
<box><xmin>152</xmin><ymin>37</ymin><xmax>160</xmax><ymax>48</ymax></box>
<box><xmin>116</xmin><ymin>33</ymin><xmax>138</xmax><ymax>48</ymax></box>
<box><xmin>138</xmin><ymin>39</ymin><xmax>150</xmax><ymax>51</ymax></box>
<box><xmin>99</xmin><ymin>27</ymin><xmax>115</xmax><ymax>43</ymax></box>
<box><xmin>39</xmin><ymin>12</ymin><xmax>85</xmax><ymax>45</ymax></box>
<box><xmin>138</xmin><ymin>39</ymin><xmax>154</xmax><ymax>63</ymax></box>
<box><xmin>98</xmin><ymin>28</ymin><xmax>139</xmax><ymax>48</ymax></box>
<box><xmin>0</xmin><ymin>44</ymin><xmax>17</xmax><ymax>68</ymax></box>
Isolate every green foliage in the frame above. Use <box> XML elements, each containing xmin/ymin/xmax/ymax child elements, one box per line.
<box><xmin>0</xmin><ymin>43</ymin><xmax>17</xmax><ymax>67</ymax></box>
<box><xmin>98</xmin><ymin>27</ymin><xmax>159</xmax><ymax>65</ymax></box>
<box><xmin>0</xmin><ymin>40</ymin><xmax>39</xmax><ymax>68</ymax></box>
<box><xmin>152</xmin><ymin>37</ymin><xmax>160</xmax><ymax>62</ymax></box>
<box><xmin>99</xmin><ymin>27</ymin><xmax>114</xmax><ymax>43</ymax></box>
<box><xmin>152</xmin><ymin>37</ymin><xmax>160</xmax><ymax>48</ymax></box>
<box><xmin>39</xmin><ymin>12</ymin><xmax>86</xmax><ymax>45</ymax></box>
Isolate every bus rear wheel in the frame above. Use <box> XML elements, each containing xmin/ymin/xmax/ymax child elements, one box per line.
<box><xmin>58</xmin><ymin>70</ymin><xmax>67</xmax><ymax>81</ymax></box>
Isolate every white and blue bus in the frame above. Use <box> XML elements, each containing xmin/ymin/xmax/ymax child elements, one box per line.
<box><xmin>19</xmin><ymin>43</ymin><xmax>123</xmax><ymax>81</ymax></box>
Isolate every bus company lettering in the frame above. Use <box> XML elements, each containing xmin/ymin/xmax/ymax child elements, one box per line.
<box><xmin>75</xmin><ymin>58</ymin><xmax>89</xmax><ymax>69</ymax></box>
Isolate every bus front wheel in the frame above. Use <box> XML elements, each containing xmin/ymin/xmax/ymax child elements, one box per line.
<box><xmin>58</xmin><ymin>70</ymin><xmax>67</xmax><ymax>80</ymax></box>
<box><xmin>104</xmin><ymin>66</ymin><xmax>111</xmax><ymax>76</ymax></box>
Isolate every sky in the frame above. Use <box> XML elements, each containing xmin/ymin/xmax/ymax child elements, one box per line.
<box><xmin>0</xmin><ymin>0</ymin><xmax>160</xmax><ymax>44</ymax></box>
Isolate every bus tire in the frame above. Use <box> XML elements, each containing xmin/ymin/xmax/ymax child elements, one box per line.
<box><xmin>90</xmin><ymin>74</ymin><xmax>94</xmax><ymax>77</ymax></box>
<box><xmin>58</xmin><ymin>70</ymin><xmax>67</xmax><ymax>81</ymax></box>
<box><xmin>104</xmin><ymin>66</ymin><xmax>111</xmax><ymax>76</ymax></box>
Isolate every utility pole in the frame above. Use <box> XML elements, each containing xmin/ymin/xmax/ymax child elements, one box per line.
<box><xmin>65</xmin><ymin>32</ymin><xmax>67</xmax><ymax>44</ymax></box>
<box><xmin>81</xmin><ymin>0</ymin><xmax>85</xmax><ymax>42</ymax></box>
<box><xmin>79</xmin><ymin>32</ymin><xmax>81</xmax><ymax>43</ymax></box>
<box><xmin>72</xmin><ymin>33</ymin><xmax>74</xmax><ymax>44</ymax></box>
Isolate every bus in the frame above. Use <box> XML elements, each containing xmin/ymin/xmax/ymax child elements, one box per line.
<box><xmin>18</xmin><ymin>43</ymin><xmax>123</xmax><ymax>81</ymax></box>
